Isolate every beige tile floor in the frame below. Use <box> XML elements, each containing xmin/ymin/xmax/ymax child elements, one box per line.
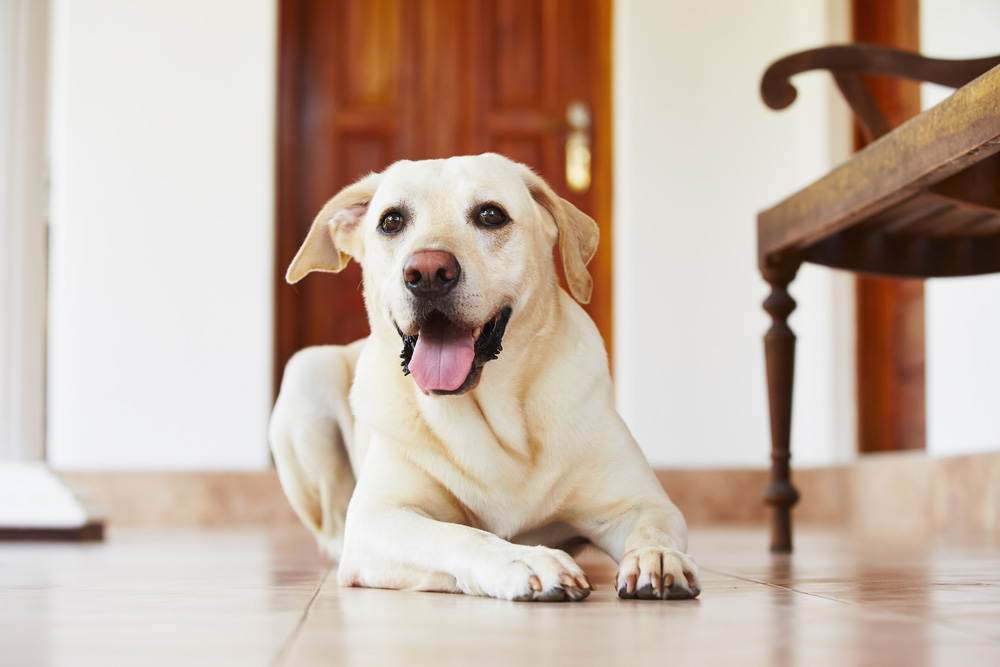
<box><xmin>2</xmin><ymin>525</ymin><xmax>999</xmax><ymax>666</ymax></box>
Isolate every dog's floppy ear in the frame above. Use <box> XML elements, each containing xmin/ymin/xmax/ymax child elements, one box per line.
<box><xmin>518</xmin><ymin>165</ymin><xmax>599</xmax><ymax>304</ymax></box>
<box><xmin>286</xmin><ymin>171</ymin><xmax>382</xmax><ymax>284</ymax></box>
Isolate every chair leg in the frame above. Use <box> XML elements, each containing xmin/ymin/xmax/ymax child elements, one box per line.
<box><xmin>762</xmin><ymin>258</ymin><xmax>801</xmax><ymax>553</ymax></box>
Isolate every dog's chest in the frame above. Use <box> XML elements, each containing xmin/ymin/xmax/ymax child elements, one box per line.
<box><xmin>447</xmin><ymin>457</ymin><xmax>567</xmax><ymax>539</ymax></box>
<box><xmin>416</xmin><ymin>400</ymin><xmax>571</xmax><ymax>537</ymax></box>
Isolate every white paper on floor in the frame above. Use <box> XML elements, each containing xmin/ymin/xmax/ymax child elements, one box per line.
<box><xmin>0</xmin><ymin>462</ymin><xmax>88</xmax><ymax>528</ymax></box>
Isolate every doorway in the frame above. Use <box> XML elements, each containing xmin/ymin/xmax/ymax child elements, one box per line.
<box><xmin>275</xmin><ymin>0</ymin><xmax>613</xmax><ymax>388</ymax></box>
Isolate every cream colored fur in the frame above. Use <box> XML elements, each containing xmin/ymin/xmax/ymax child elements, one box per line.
<box><xmin>270</xmin><ymin>154</ymin><xmax>700</xmax><ymax>601</ymax></box>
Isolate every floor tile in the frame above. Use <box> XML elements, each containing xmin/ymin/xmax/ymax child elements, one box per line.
<box><xmin>2</xmin><ymin>525</ymin><xmax>998</xmax><ymax>667</ymax></box>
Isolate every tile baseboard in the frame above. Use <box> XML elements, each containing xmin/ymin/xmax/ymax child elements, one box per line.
<box><xmin>56</xmin><ymin>450</ymin><xmax>1000</xmax><ymax>542</ymax></box>
<box><xmin>56</xmin><ymin>470</ymin><xmax>299</xmax><ymax>527</ymax></box>
<box><xmin>659</xmin><ymin>450</ymin><xmax>1000</xmax><ymax>541</ymax></box>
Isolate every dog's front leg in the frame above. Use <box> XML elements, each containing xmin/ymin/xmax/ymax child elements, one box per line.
<box><xmin>583</xmin><ymin>499</ymin><xmax>701</xmax><ymax>600</ymax></box>
<box><xmin>338</xmin><ymin>509</ymin><xmax>591</xmax><ymax>601</ymax></box>
<box><xmin>336</xmin><ymin>446</ymin><xmax>591</xmax><ymax>602</ymax></box>
<box><xmin>615</xmin><ymin>517</ymin><xmax>701</xmax><ymax>600</ymax></box>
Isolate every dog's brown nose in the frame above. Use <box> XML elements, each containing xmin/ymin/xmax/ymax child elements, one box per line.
<box><xmin>403</xmin><ymin>250</ymin><xmax>461</xmax><ymax>297</ymax></box>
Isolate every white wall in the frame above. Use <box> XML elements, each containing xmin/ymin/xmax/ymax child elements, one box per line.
<box><xmin>47</xmin><ymin>0</ymin><xmax>276</xmax><ymax>469</ymax></box>
<box><xmin>55</xmin><ymin>0</ymin><xmax>997</xmax><ymax>472</ymax></box>
<box><xmin>921</xmin><ymin>0</ymin><xmax>1000</xmax><ymax>458</ymax></box>
<box><xmin>45</xmin><ymin>0</ymin><xmax>855</xmax><ymax>473</ymax></box>
<box><xmin>613</xmin><ymin>0</ymin><xmax>854</xmax><ymax>468</ymax></box>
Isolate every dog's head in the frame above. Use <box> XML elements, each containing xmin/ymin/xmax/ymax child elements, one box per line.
<box><xmin>287</xmin><ymin>154</ymin><xmax>598</xmax><ymax>396</ymax></box>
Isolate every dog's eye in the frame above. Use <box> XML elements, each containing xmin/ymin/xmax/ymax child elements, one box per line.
<box><xmin>476</xmin><ymin>205</ymin><xmax>509</xmax><ymax>228</ymax></box>
<box><xmin>379</xmin><ymin>210</ymin><xmax>406</xmax><ymax>235</ymax></box>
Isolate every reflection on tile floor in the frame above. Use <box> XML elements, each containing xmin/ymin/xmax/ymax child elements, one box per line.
<box><xmin>1</xmin><ymin>526</ymin><xmax>998</xmax><ymax>666</ymax></box>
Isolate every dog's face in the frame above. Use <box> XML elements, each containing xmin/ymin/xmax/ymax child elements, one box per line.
<box><xmin>287</xmin><ymin>154</ymin><xmax>598</xmax><ymax>396</ymax></box>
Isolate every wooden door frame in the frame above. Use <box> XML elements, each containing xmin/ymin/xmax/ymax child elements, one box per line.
<box><xmin>589</xmin><ymin>0</ymin><xmax>615</xmax><ymax>369</ymax></box>
<box><xmin>852</xmin><ymin>0</ymin><xmax>927</xmax><ymax>453</ymax></box>
<box><xmin>274</xmin><ymin>0</ymin><xmax>305</xmax><ymax>395</ymax></box>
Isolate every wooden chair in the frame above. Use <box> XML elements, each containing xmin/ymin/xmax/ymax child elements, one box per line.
<box><xmin>757</xmin><ymin>45</ymin><xmax>1000</xmax><ymax>552</ymax></box>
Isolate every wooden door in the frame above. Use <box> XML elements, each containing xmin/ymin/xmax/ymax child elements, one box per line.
<box><xmin>276</xmin><ymin>0</ymin><xmax>612</xmax><ymax>388</ymax></box>
<box><xmin>852</xmin><ymin>0</ymin><xmax>926</xmax><ymax>452</ymax></box>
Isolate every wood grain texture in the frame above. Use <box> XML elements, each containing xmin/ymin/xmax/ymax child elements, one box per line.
<box><xmin>756</xmin><ymin>65</ymin><xmax>1000</xmax><ymax>261</ymax></box>
<box><xmin>852</xmin><ymin>0</ymin><xmax>924</xmax><ymax>455</ymax></box>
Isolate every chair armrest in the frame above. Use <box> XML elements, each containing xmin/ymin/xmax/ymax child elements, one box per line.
<box><xmin>761</xmin><ymin>44</ymin><xmax>1000</xmax><ymax>141</ymax></box>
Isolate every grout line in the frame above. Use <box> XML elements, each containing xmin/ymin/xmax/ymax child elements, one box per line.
<box><xmin>269</xmin><ymin>565</ymin><xmax>335</xmax><ymax>667</ymax></box>
<box><xmin>703</xmin><ymin>566</ymin><xmax>1000</xmax><ymax>645</ymax></box>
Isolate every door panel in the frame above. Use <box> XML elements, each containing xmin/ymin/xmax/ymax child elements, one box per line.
<box><xmin>276</xmin><ymin>0</ymin><xmax>612</xmax><ymax>388</ymax></box>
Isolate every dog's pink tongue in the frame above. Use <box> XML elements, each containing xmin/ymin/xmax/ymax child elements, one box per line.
<box><xmin>409</xmin><ymin>325</ymin><xmax>476</xmax><ymax>392</ymax></box>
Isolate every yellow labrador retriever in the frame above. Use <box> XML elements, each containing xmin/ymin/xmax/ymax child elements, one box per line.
<box><xmin>270</xmin><ymin>154</ymin><xmax>700</xmax><ymax>601</ymax></box>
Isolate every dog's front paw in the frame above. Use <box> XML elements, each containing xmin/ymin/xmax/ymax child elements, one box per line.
<box><xmin>491</xmin><ymin>546</ymin><xmax>591</xmax><ymax>602</ymax></box>
<box><xmin>615</xmin><ymin>547</ymin><xmax>700</xmax><ymax>600</ymax></box>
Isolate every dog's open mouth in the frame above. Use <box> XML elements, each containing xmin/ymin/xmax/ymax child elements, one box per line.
<box><xmin>398</xmin><ymin>307</ymin><xmax>511</xmax><ymax>395</ymax></box>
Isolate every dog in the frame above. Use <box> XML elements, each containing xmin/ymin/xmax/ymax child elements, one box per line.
<box><xmin>270</xmin><ymin>154</ymin><xmax>700</xmax><ymax>601</ymax></box>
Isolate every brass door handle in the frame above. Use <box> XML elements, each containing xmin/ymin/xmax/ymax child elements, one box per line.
<box><xmin>565</xmin><ymin>99</ymin><xmax>592</xmax><ymax>194</ymax></box>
